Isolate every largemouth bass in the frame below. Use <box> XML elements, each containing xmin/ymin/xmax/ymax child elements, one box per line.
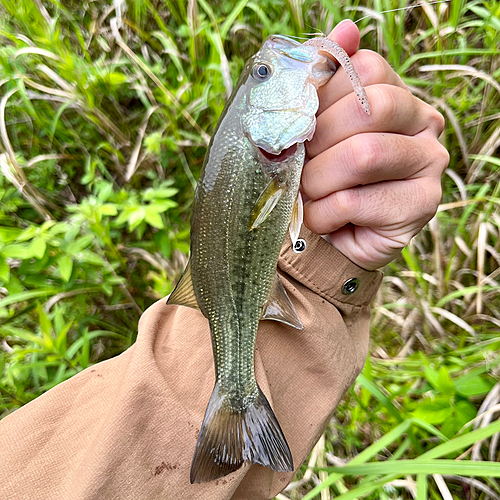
<box><xmin>167</xmin><ymin>35</ymin><xmax>370</xmax><ymax>483</ymax></box>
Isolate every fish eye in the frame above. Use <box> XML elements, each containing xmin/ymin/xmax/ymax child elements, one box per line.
<box><xmin>252</xmin><ymin>63</ymin><xmax>272</xmax><ymax>81</ymax></box>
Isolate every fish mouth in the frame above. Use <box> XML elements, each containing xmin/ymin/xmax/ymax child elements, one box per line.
<box><xmin>258</xmin><ymin>143</ymin><xmax>298</xmax><ymax>162</ymax></box>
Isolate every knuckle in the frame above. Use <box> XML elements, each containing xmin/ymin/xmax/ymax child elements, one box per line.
<box><xmin>370</xmin><ymin>85</ymin><xmax>398</xmax><ymax>125</ymax></box>
<box><xmin>350</xmin><ymin>135</ymin><xmax>382</xmax><ymax>178</ymax></box>
<box><xmin>433</xmin><ymin>183</ymin><xmax>444</xmax><ymax>207</ymax></box>
<box><xmin>420</xmin><ymin>182</ymin><xmax>442</xmax><ymax>220</ymax></box>
<box><xmin>305</xmin><ymin>199</ymin><xmax>335</xmax><ymax>234</ymax></box>
<box><xmin>435</xmin><ymin>143</ymin><xmax>450</xmax><ymax>173</ymax></box>
<box><xmin>426</xmin><ymin>107</ymin><xmax>446</xmax><ymax>135</ymax></box>
<box><xmin>389</xmin><ymin>233</ymin><xmax>414</xmax><ymax>250</ymax></box>
<box><xmin>331</xmin><ymin>189</ymin><xmax>359</xmax><ymax>219</ymax></box>
<box><xmin>302</xmin><ymin>156</ymin><xmax>335</xmax><ymax>201</ymax></box>
<box><xmin>356</xmin><ymin>50</ymin><xmax>391</xmax><ymax>84</ymax></box>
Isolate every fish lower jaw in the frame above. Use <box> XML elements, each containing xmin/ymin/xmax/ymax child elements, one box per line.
<box><xmin>257</xmin><ymin>143</ymin><xmax>298</xmax><ymax>162</ymax></box>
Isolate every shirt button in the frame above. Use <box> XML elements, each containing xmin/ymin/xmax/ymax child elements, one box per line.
<box><xmin>342</xmin><ymin>278</ymin><xmax>359</xmax><ymax>295</ymax></box>
<box><xmin>293</xmin><ymin>238</ymin><xmax>306</xmax><ymax>253</ymax></box>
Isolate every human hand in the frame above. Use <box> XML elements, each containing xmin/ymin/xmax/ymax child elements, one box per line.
<box><xmin>302</xmin><ymin>20</ymin><xmax>449</xmax><ymax>271</ymax></box>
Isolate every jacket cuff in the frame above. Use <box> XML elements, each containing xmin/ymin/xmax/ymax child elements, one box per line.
<box><xmin>279</xmin><ymin>226</ymin><xmax>383</xmax><ymax>308</ymax></box>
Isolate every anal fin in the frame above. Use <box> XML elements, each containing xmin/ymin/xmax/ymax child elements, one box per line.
<box><xmin>166</xmin><ymin>260</ymin><xmax>200</xmax><ymax>311</ymax></box>
<box><xmin>261</xmin><ymin>273</ymin><xmax>303</xmax><ymax>330</ymax></box>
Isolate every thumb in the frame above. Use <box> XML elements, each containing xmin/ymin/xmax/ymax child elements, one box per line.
<box><xmin>327</xmin><ymin>19</ymin><xmax>360</xmax><ymax>56</ymax></box>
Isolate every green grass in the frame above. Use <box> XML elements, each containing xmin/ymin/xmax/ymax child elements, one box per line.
<box><xmin>0</xmin><ymin>0</ymin><xmax>499</xmax><ymax>499</ymax></box>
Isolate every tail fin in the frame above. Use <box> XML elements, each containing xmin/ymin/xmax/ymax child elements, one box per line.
<box><xmin>190</xmin><ymin>383</ymin><xmax>293</xmax><ymax>483</ymax></box>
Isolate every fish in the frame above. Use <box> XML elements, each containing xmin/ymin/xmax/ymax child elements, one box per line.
<box><xmin>166</xmin><ymin>34</ymin><xmax>370</xmax><ymax>484</ymax></box>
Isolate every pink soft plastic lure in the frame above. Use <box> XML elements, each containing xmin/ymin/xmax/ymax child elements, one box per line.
<box><xmin>304</xmin><ymin>37</ymin><xmax>371</xmax><ymax>115</ymax></box>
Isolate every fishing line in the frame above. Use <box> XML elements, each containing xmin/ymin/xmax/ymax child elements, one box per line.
<box><xmin>353</xmin><ymin>0</ymin><xmax>451</xmax><ymax>24</ymax></box>
<box><xmin>300</xmin><ymin>0</ymin><xmax>451</xmax><ymax>37</ymax></box>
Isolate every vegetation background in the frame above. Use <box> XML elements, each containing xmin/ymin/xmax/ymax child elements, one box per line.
<box><xmin>0</xmin><ymin>0</ymin><xmax>499</xmax><ymax>498</ymax></box>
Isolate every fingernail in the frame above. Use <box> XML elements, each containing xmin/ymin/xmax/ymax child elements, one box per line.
<box><xmin>335</xmin><ymin>19</ymin><xmax>355</xmax><ymax>29</ymax></box>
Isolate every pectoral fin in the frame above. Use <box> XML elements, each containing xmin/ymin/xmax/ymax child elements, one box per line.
<box><xmin>249</xmin><ymin>178</ymin><xmax>284</xmax><ymax>230</ymax></box>
<box><xmin>261</xmin><ymin>273</ymin><xmax>303</xmax><ymax>330</ymax></box>
<box><xmin>166</xmin><ymin>260</ymin><xmax>200</xmax><ymax>311</ymax></box>
<box><xmin>289</xmin><ymin>190</ymin><xmax>303</xmax><ymax>247</ymax></box>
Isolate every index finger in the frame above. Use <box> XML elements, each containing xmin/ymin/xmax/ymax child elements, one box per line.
<box><xmin>307</xmin><ymin>84</ymin><xmax>441</xmax><ymax>158</ymax></box>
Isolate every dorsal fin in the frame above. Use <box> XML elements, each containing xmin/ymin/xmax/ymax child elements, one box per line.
<box><xmin>261</xmin><ymin>273</ymin><xmax>303</xmax><ymax>330</ymax></box>
<box><xmin>166</xmin><ymin>260</ymin><xmax>200</xmax><ymax>311</ymax></box>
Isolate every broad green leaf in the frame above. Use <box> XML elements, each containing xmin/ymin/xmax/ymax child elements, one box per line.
<box><xmin>16</xmin><ymin>225</ymin><xmax>37</xmax><ymax>242</ymax></box>
<box><xmin>145</xmin><ymin>207</ymin><xmax>165</xmax><ymax>229</ymax></box>
<box><xmin>2</xmin><ymin>244</ymin><xmax>31</xmax><ymax>259</ymax></box>
<box><xmin>30</xmin><ymin>238</ymin><xmax>47</xmax><ymax>259</ymax></box>
<box><xmin>144</xmin><ymin>132</ymin><xmax>162</xmax><ymax>155</ymax></box>
<box><xmin>99</xmin><ymin>204</ymin><xmax>117</xmax><ymax>216</ymax></box>
<box><xmin>411</xmin><ymin>398</ymin><xmax>453</xmax><ymax>424</ymax></box>
<box><xmin>0</xmin><ymin>226</ymin><xmax>22</xmax><ymax>242</ymax></box>
<box><xmin>81</xmin><ymin>170</ymin><xmax>95</xmax><ymax>185</ymax></box>
<box><xmin>0</xmin><ymin>256</ymin><xmax>10</xmax><ymax>282</ymax></box>
<box><xmin>74</xmin><ymin>250</ymin><xmax>107</xmax><ymax>266</ymax></box>
<box><xmin>442</xmin><ymin>400</ymin><xmax>477</xmax><ymax>437</ymax></box>
<box><xmin>66</xmin><ymin>235</ymin><xmax>94</xmax><ymax>255</ymax></box>
<box><xmin>36</xmin><ymin>302</ymin><xmax>53</xmax><ymax>348</ymax></box>
<box><xmin>128</xmin><ymin>207</ymin><xmax>146</xmax><ymax>231</ymax></box>
<box><xmin>102</xmin><ymin>72</ymin><xmax>128</xmax><ymax>86</ymax></box>
<box><xmin>454</xmin><ymin>400</ymin><xmax>478</xmax><ymax>426</ymax></box>
<box><xmin>423</xmin><ymin>365</ymin><xmax>439</xmax><ymax>390</ymax></box>
<box><xmin>454</xmin><ymin>375</ymin><xmax>495</xmax><ymax>397</ymax></box>
<box><xmin>58</xmin><ymin>255</ymin><xmax>73</xmax><ymax>282</ymax></box>
<box><xmin>143</xmin><ymin>187</ymin><xmax>178</xmax><ymax>201</ymax></box>
<box><xmin>437</xmin><ymin>367</ymin><xmax>455</xmax><ymax>397</ymax></box>
<box><xmin>95</xmin><ymin>182</ymin><xmax>114</xmax><ymax>202</ymax></box>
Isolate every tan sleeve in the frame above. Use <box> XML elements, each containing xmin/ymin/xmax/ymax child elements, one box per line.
<box><xmin>0</xmin><ymin>227</ymin><xmax>382</xmax><ymax>500</ymax></box>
